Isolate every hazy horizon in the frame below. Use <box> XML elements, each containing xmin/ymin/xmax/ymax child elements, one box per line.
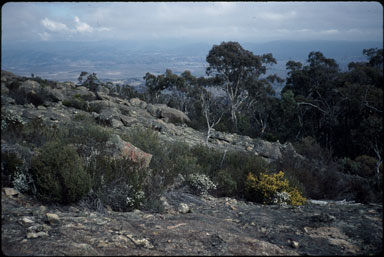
<box><xmin>2</xmin><ymin>2</ymin><xmax>383</xmax><ymax>83</ymax></box>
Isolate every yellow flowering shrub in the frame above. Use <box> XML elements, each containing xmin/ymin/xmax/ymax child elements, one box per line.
<box><xmin>245</xmin><ymin>171</ymin><xmax>306</xmax><ymax>206</ymax></box>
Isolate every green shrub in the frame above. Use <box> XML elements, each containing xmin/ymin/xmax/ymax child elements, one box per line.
<box><xmin>62</xmin><ymin>97</ymin><xmax>89</xmax><ymax>111</ymax></box>
<box><xmin>294</xmin><ymin>136</ymin><xmax>333</xmax><ymax>164</ymax></box>
<box><xmin>221</xmin><ymin>150</ymin><xmax>269</xmax><ymax>197</ymax></box>
<box><xmin>30</xmin><ymin>141</ymin><xmax>91</xmax><ymax>204</ymax></box>
<box><xmin>121</xmin><ymin>127</ymin><xmax>188</xmax><ymax>186</ymax></box>
<box><xmin>214</xmin><ymin>169</ymin><xmax>237</xmax><ymax>196</ymax></box>
<box><xmin>1</xmin><ymin>151</ymin><xmax>24</xmax><ymax>187</ymax></box>
<box><xmin>273</xmin><ymin>150</ymin><xmax>327</xmax><ymax>200</ymax></box>
<box><xmin>31</xmin><ymin>76</ymin><xmax>56</xmax><ymax>88</ymax></box>
<box><xmin>63</xmin><ymin>119</ymin><xmax>111</xmax><ymax>151</ymax></box>
<box><xmin>73</xmin><ymin>113</ymin><xmax>91</xmax><ymax>122</ymax></box>
<box><xmin>6</xmin><ymin>80</ymin><xmax>22</xmax><ymax>91</ymax></box>
<box><xmin>245</xmin><ymin>171</ymin><xmax>306</xmax><ymax>206</ymax></box>
<box><xmin>21</xmin><ymin>118</ymin><xmax>64</xmax><ymax>147</ymax></box>
<box><xmin>189</xmin><ymin>145</ymin><xmax>269</xmax><ymax>198</ymax></box>
<box><xmin>354</xmin><ymin>155</ymin><xmax>378</xmax><ymax>178</ymax></box>
<box><xmin>122</xmin><ymin>129</ymin><xmax>270</xmax><ymax>199</ymax></box>
<box><xmin>189</xmin><ymin>145</ymin><xmax>222</xmax><ymax>174</ymax></box>
<box><xmin>338</xmin><ymin>157</ymin><xmax>360</xmax><ymax>175</ymax></box>
<box><xmin>121</xmin><ymin>127</ymin><xmax>161</xmax><ymax>154</ymax></box>
<box><xmin>88</xmin><ymin>102</ymin><xmax>104</xmax><ymax>113</ymax></box>
<box><xmin>262</xmin><ymin>132</ymin><xmax>279</xmax><ymax>142</ymax></box>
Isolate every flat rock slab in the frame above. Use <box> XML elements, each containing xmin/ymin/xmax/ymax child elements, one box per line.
<box><xmin>1</xmin><ymin>190</ymin><xmax>382</xmax><ymax>256</ymax></box>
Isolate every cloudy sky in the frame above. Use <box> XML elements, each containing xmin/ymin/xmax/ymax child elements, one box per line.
<box><xmin>2</xmin><ymin>1</ymin><xmax>383</xmax><ymax>43</ymax></box>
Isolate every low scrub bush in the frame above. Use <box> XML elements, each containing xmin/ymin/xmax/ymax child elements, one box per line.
<box><xmin>62</xmin><ymin>97</ymin><xmax>89</xmax><ymax>111</ymax></box>
<box><xmin>186</xmin><ymin>173</ymin><xmax>217</xmax><ymax>196</ymax></box>
<box><xmin>294</xmin><ymin>136</ymin><xmax>333</xmax><ymax>164</ymax></box>
<box><xmin>121</xmin><ymin>128</ymin><xmax>271</xmax><ymax>199</ymax></box>
<box><xmin>219</xmin><ymin>150</ymin><xmax>269</xmax><ymax>197</ymax></box>
<box><xmin>354</xmin><ymin>155</ymin><xmax>379</xmax><ymax>178</ymax></box>
<box><xmin>65</xmin><ymin>122</ymin><xmax>110</xmax><ymax>146</ymax></box>
<box><xmin>189</xmin><ymin>145</ymin><xmax>269</xmax><ymax>198</ymax></box>
<box><xmin>245</xmin><ymin>171</ymin><xmax>306</xmax><ymax>206</ymax></box>
<box><xmin>121</xmin><ymin>127</ymin><xmax>161</xmax><ymax>154</ymax></box>
<box><xmin>1</xmin><ymin>145</ymin><xmax>35</xmax><ymax>194</ymax></box>
<box><xmin>1</xmin><ymin>110</ymin><xmax>24</xmax><ymax>132</ymax></box>
<box><xmin>338</xmin><ymin>157</ymin><xmax>360</xmax><ymax>175</ymax></box>
<box><xmin>274</xmin><ymin>149</ymin><xmax>330</xmax><ymax>200</ymax></box>
<box><xmin>86</xmin><ymin>155</ymin><xmax>149</xmax><ymax>212</ymax></box>
<box><xmin>214</xmin><ymin>169</ymin><xmax>237</xmax><ymax>196</ymax></box>
<box><xmin>11</xmin><ymin>167</ymin><xmax>36</xmax><ymax>194</ymax></box>
<box><xmin>21</xmin><ymin>118</ymin><xmax>63</xmax><ymax>147</ymax></box>
<box><xmin>1</xmin><ymin>110</ymin><xmax>25</xmax><ymax>141</ymax></box>
<box><xmin>1</xmin><ymin>150</ymin><xmax>24</xmax><ymax>187</ymax></box>
<box><xmin>121</xmin><ymin>128</ymin><xmax>197</xmax><ymax>186</ymax></box>
<box><xmin>30</xmin><ymin>141</ymin><xmax>91</xmax><ymax>204</ymax></box>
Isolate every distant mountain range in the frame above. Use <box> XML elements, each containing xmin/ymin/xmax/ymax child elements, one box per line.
<box><xmin>2</xmin><ymin>39</ymin><xmax>382</xmax><ymax>84</ymax></box>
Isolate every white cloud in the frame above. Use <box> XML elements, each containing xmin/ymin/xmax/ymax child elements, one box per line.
<box><xmin>38</xmin><ymin>16</ymin><xmax>110</xmax><ymax>40</ymax></box>
<box><xmin>259</xmin><ymin>10</ymin><xmax>297</xmax><ymax>22</ymax></box>
<box><xmin>3</xmin><ymin>2</ymin><xmax>382</xmax><ymax>42</ymax></box>
<box><xmin>41</xmin><ymin>18</ymin><xmax>69</xmax><ymax>32</ymax></box>
<box><xmin>320</xmin><ymin>29</ymin><xmax>339</xmax><ymax>35</ymax></box>
<box><xmin>74</xmin><ymin>16</ymin><xmax>93</xmax><ymax>33</ymax></box>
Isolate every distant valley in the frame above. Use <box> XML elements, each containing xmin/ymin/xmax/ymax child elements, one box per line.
<box><xmin>2</xmin><ymin>40</ymin><xmax>382</xmax><ymax>92</ymax></box>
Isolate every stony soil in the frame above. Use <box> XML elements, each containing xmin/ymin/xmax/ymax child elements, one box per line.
<box><xmin>2</xmin><ymin>187</ymin><xmax>382</xmax><ymax>256</ymax></box>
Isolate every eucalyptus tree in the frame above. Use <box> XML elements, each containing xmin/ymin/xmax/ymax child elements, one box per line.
<box><xmin>205</xmin><ymin>41</ymin><xmax>278</xmax><ymax>131</ymax></box>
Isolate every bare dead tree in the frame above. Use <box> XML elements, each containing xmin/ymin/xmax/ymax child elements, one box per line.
<box><xmin>200</xmin><ymin>91</ymin><xmax>225</xmax><ymax>145</ymax></box>
<box><xmin>373</xmin><ymin>141</ymin><xmax>383</xmax><ymax>180</ymax></box>
<box><xmin>363</xmin><ymin>86</ymin><xmax>383</xmax><ymax>113</ymax></box>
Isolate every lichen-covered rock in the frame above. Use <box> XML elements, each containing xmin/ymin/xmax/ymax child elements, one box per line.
<box><xmin>177</xmin><ymin>203</ymin><xmax>190</xmax><ymax>214</ymax></box>
<box><xmin>1</xmin><ymin>83</ymin><xmax>9</xmax><ymax>95</ymax></box>
<box><xmin>130</xmin><ymin>97</ymin><xmax>147</xmax><ymax>109</ymax></box>
<box><xmin>106</xmin><ymin>134</ymin><xmax>152</xmax><ymax>168</ymax></box>
<box><xmin>19</xmin><ymin>80</ymin><xmax>41</xmax><ymax>95</ymax></box>
<box><xmin>3</xmin><ymin>187</ymin><xmax>20</xmax><ymax>196</ymax></box>
<box><xmin>253</xmin><ymin>140</ymin><xmax>282</xmax><ymax>160</ymax></box>
<box><xmin>45</xmin><ymin>213</ymin><xmax>60</xmax><ymax>225</ymax></box>
<box><xmin>159</xmin><ymin>106</ymin><xmax>191</xmax><ymax>124</ymax></box>
<box><xmin>146</xmin><ymin>104</ymin><xmax>191</xmax><ymax>124</ymax></box>
<box><xmin>41</xmin><ymin>87</ymin><xmax>64</xmax><ymax>102</ymax></box>
<box><xmin>97</xmin><ymin>108</ymin><xmax>122</xmax><ymax>127</ymax></box>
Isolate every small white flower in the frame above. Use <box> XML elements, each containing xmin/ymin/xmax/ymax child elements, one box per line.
<box><xmin>187</xmin><ymin>173</ymin><xmax>217</xmax><ymax>195</ymax></box>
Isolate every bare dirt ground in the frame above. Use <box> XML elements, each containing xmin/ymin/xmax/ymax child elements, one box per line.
<box><xmin>2</xmin><ymin>187</ymin><xmax>382</xmax><ymax>256</ymax></box>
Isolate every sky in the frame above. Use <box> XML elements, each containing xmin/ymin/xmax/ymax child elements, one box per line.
<box><xmin>1</xmin><ymin>1</ymin><xmax>383</xmax><ymax>43</ymax></box>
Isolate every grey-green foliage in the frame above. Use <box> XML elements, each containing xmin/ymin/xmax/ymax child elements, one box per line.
<box><xmin>86</xmin><ymin>155</ymin><xmax>148</xmax><ymax>212</ymax></box>
<box><xmin>1</xmin><ymin>110</ymin><xmax>24</xmax><ymax>131</ymax></box>
<box><xmin>186</xmin><ymin>173</ymin><xmax>217</xmax><ymax>196</ymax></box>
<box><xmin>12</xmin><ymin>167</ymin><xmax>36</xmax><ymax>194</ymax></box>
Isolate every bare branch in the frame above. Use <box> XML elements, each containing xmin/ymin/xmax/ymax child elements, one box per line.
<box><xmin>297</xmin><ymin>102</ymin><xmax>328</xmax><ymax>114</ymax></box>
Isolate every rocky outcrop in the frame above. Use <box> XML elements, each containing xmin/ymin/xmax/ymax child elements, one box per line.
<box><xmin>253</xmin><ymin>139</ymin><xmax>283</xmax><ymax>160</ymax></box>
<box><xmin>1</xmin><ymin>70</ymin><xmax>301</xmax><ymax>164</ymax></box>
<box><xmin>146</xmin><ymin>103</ymin><xmax>191</xmax><ymax>124</ymax></box>
<box><xmin>19</xmin><ymin>80</ymin><xmax>40</xmax><ymax>96</ymax></box>
<box><xmin>105</xmin><ymin>134</ymin><xmax>152</xmax><ymax>168</ymax></box>
<box><xmin>2</xmin><ymin>187</ymin><xmax>382</xmax><ymax>256</ymax></box>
